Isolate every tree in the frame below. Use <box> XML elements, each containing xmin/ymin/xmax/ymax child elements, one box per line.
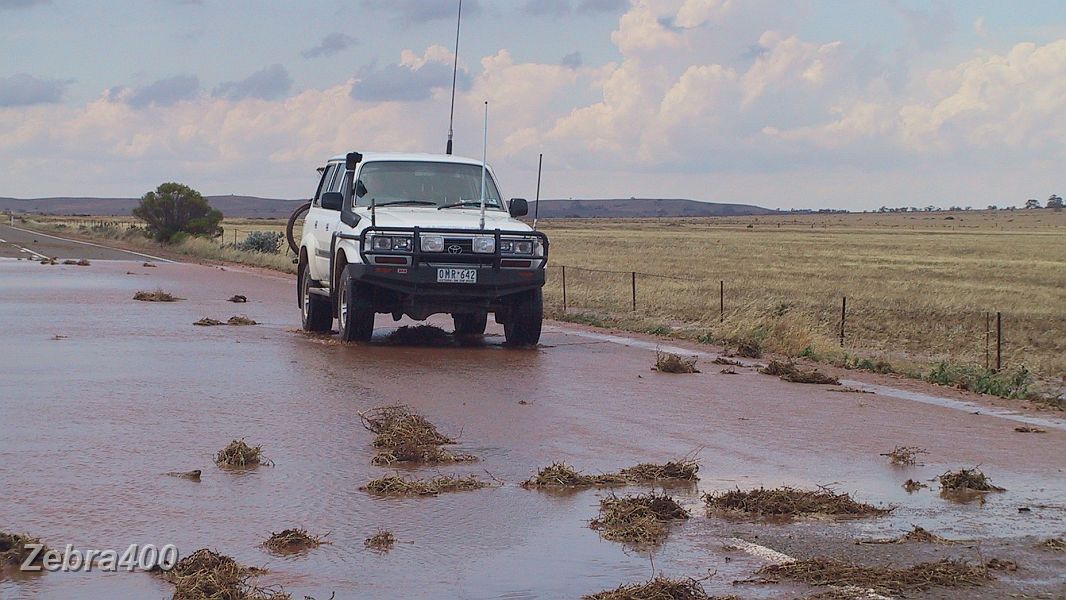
<box><xmin>133</xmin><ymin>182</ymin><xmax>222</xmax><ymax>242</ymax></box>
<box><xmin>1024</xmin><ymin>198</ymin><xmax>1041</xmax><ymax>209</ymax></box>
<box><xmin>1047</xmin><ymin>194</ymin><xmax>1064</xmax><ymax>210</ymax></box>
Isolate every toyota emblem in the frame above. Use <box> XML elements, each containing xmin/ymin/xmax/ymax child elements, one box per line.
<box><xmin>447</xmin><ymin>245</ymin><xmax>463</xmax><ymax>254</ymax></box>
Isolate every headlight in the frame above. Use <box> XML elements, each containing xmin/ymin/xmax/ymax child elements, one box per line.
<box><xmin>371</xmin><ymin>235</ymin><xmax>393</xmax><ymax>251</ymax></box>
<box><xmin>513</xmin><ymin>240</ymin><xmax>533</xmax><ymax>254</ymax></box>
<box><xmin>369</xmin><ymin>235</ymin><xmax>412</xmax><ymax>252</ymax></box>
<box><xmin>392</xmin><ymin>236</ymin><xmax>412</xmax><ymax>251</ymax></box>
<box><xmin>473</xmin><ymin>237</ymin><xmax>495</xmax><ymax>253</ymax></box>
<box><xmin>499</xmin><ymin>240</ymin><xmax>514</xmax><ymax>253</ymax></box>
<box><xmin>421</xmin><ymin>235</ymin><xmax>444</xmax><ymax>252</ymax></box>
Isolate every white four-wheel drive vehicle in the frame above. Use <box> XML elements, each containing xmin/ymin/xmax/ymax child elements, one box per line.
<box><xmin>295</xmin><ymin>152</ymin><xmax>549</xmax><ymax>345</ymax></box>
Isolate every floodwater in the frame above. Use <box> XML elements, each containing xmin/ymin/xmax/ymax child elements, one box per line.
<box><xmin>1</xmin><ymin>257</ymin><xmax>1065</xmax><ymax>599</ymax></box>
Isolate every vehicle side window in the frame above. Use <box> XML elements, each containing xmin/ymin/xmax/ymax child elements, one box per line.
<box><xmin>330</xmin><ymin>166</ymin><xmax>346</xmax><ymax>193</ymax></box>
<box><xmin>314</xmin><ymin>164</ymin><xmax>336</xmax><ymax>207</ymax></box>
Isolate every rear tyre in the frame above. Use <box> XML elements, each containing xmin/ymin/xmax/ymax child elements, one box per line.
<box><xmin>504</xmin><ymin>289</ymin><xmax>543</xmax><ymax>346</ymax></box>
<box><xmin>338</xmin><ymin>265</ymin><xmax>375</xmax><ymax>342</ymax></box>
<box><xmin>300</xmin><ymin>261</ymin><xmax>333</xmax><ymax>333</ymax></box>
<box><xmin>453</xmin><ymin>311</ymin><xmax>488</xmax><ymax>335</ymax></box>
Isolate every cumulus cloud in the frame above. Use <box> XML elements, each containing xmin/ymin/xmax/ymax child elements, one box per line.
<box><xmin>302</xmin><ymin>33</ymin><xmax>356</xmax><ymax>59</ymax></box>
<box><xmin>213</xmin><ymin>64</ymin><xmax>292</xmax><ymax>101</ymax></box>
<box><xmin>361</xmin><ymin>0</ymin><xmax>479</xmax><ymax>24</ymax></box>
<box><xmin>113</xmin><ymin>75</ymin><xmax>200</xmax><ymax>108</ymax></box>
<box><xmin>0</xmin><ymin>73</ymin><xmax>68</xmax><ymax>106</ymax></box>
<box><xmin>352</xmin><ymin>46</ymin><xmax>469</xmax><ymax>102</ymax></box>
<box><xmin>522</xmin><ymin>0</ymin><xmax>628</xmax><ymax>17</ymax></box>
<box><xmin>561</xmin><ymin>51</ymin><xmax>583</xmax><ymax>68</ymax></box>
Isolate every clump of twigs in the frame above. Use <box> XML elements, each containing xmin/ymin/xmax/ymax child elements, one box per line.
<box><xmin>1014</xmin><ymin>425</ymin><xmax>1046</xmax><ymax>433</ymax></box>
<box><xmin>704</xmin><ymin>487</ymin><xmax>890</xmax><ymax>518</ymax></box>
<box><xmin>713</xmin><ymin>357</ymin><xmax>742</xmax><ymax>366</ymax></box>
<box><xmin>362</xmin><ymin>474</ymin><xmax>489</xmax><ymax>496</ymax></box>
<box><xmin>359</xmin><ymin>405</ymin><xmax>473</xmax><ymax>465</ymax></box>
<box><xmin>157</xmin><ymin>548</ymin><xmax>289</xmax><ymax>600</ymax></box>
<box><xmin>143</xmin><ymin>262</ymin><xmax>157</xmax><ymax>267</ymax></box>
<box><xmin>214</xmin><ymin>439</ymin><xmax>271</xmax><ymax>469</ymax></box>
<box><xmin>589</xmin><ymin>493</ymin><xmax>689</xmax><ymax>546</ymax></box>
<box><xmin>619</xmin><ymin>460</ymin><xmax>699</xmax><ymax>482</ymax></box>
<box><xmin>134</xmin><ymin>289</ymin><xmax>179</xmax><ymax>302</ymax></box>
<box><xmin>858</xmin><ymin>525</ymin><xmax>954</xmax><ymax>545</ymax></box>
<box><xmin>903</xmin><ymin>479</ymin><xmax>927</xmax><ymax>492</ymax></box>
<box><xmin>1040</xmin><ymin>537</ymin><xmax>1065</xmax><ymax>551</ymax></box>
<box><xmin>881</xmin><ymin>446</ymin><xmax>927</xmax><ymax>466</ymax></box>
<box><xmin>195</xmin><ymin>318</ymin><xmax>224</xmax><ymax>326</ymax></box>
<box><xmin>522</xmin><ymin>463</ymin><xmax>628</xmax><ymax>488</ymax></box>
<box><xmin>262</xmin><ymin>529</ymin><xmax>327</xmax><ymax>555</ymax></box>
<box><xmin>227</xmin><ymin>315</ymin><xmax>257</xmax><ymax>326</ymax></box>
<box><xmin>583</xmin><ymin>575</ymin><xmax>713</xmax><ymax>600</ymax></box>
<box><xmin>735</xmin><ymin>339</ymin><xmax>762</xmax><ymax>358</ymax></box>
<box><xmin>0</xmin><ymin>532</ymin><xmax>46</xmax><ymax>566</ymax></box>
<box><xmin>939</xmin><ymin>468</ymin><xmax>1005</xmax><ymax>493</ymax></box>
<box><xmin>228</xmin><ymin>295</ymin><xmax>248</xmax><ymax>303</ymax></box>
<box><xmin>751</xmin><ymin>558</ymin><xmax>991</xmax><ymax>593</ymax></box>
<box><xmin>384</xmin><ymin>325</ymin><xmax>451</xmax><ymax>346</ymax></box>
<box><xmin>759</xmin><ymin>360</ymin><xmax>839</xmax><ymax>384</ymax></box>
<box><xmin>655</xmin><ymin>350</ymin><xmax>700</xmax><ymax>373</ymax></box>
<box><xmin>827</xmin><ymin>386</ymin><xmax>875</xmax><ymax>394</ymax></box>
<box><xmin>166</xmin><ymin>470</ymin><xmax>202</xmax><ymax>481</ymax></box>
<box><xmin>364</xmin><ymin>531</ymin><xmax>396</xmax><ymax>553</ymax></box>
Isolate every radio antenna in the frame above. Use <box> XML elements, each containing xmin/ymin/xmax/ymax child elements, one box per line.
<box><xmin>479</xmin><ymin>100</ymin><xmax>488</xmax><ymax>230</ymax></box>
<box><xmin>446</xmin><ymin>0</ymin><xmax>462</xmax><ymax>155</ymax></box>
<box><xmin>533</xmin><ymin>153</ymin><xmax>543</xmax><ymax>231</ymax></box>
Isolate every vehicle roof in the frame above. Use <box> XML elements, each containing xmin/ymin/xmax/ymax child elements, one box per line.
<box><xmin>326</xmin><ymin>152</ymin><xmax>486</xmax><ymax>166</ymax></box>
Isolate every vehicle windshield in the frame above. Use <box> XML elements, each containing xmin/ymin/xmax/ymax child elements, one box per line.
<box><xmin>356</xmin><ymin>161</ymin><xmax>503</xmax><ymax>209</ymax></box>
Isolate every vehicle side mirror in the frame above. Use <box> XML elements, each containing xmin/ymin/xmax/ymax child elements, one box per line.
<box><xmin>508</xmin><ymin>198</ymin><xmax>528</xmax><ymax>218</ymax></box>
<box><xmin>320</xmin><ymin>191</ymin><xmax>343</xmax><ymax>211</ymax></box>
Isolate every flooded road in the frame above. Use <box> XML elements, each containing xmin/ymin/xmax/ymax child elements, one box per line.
<box><xmin>1</xmin><ymin>241</ymin><xmax>1065</xmax><ymax>598</ymax></box>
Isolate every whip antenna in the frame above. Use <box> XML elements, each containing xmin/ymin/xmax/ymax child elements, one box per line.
<box><xmin>479</xmin><ymin>101</ymin><xmax>488</xmax><ymax>230</ymax></box>
<box><xmin>446</xmin><ymin>0</ymin><xmax>462</xmax><ymax>155</ymax></box>
<box><xmin>533</xmin><ymin>153</ymin><xmax>543</xmax><ymax>231</ymax></box>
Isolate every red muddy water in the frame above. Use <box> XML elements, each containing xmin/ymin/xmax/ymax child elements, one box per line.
<box><xmin>1</xmin><ymin>256</ymin><xmax>1065</xmax><ymax>599</ymax></box>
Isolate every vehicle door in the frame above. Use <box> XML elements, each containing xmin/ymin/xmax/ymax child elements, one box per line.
<box><xmin>307</xmin><ymin>162</ymin><xmax>339</xmax><ymax>281</ymax></box>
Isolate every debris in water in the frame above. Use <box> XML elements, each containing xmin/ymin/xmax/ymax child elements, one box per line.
<box><xmin>589</xmin><ymin>493</ymin><xmax>689</xmax><ymax>546</ymax></box>
<box><xmin>194</xmin><ymin>318</ymin><xmax>224</xmax><ymax>326</ymax></box>
<box><xmin>39</xmin><ymin>257</ymin><xmax>57</xmax><ymax>265</ymax></box>
<box><xmin>371</xmin><ymin>445</ymin><xmax>477</xmax><ymax>466</ymax></box>
<box><xmin>939</xmin><ymin>468</ymin><xmax>1005</xmax><ymax>493</ymax></box>
<box><xmin>759</xmin><ymin>360</ymin><xmax>839</xmax><ymax>385</ymax></box>
<box><xmin>857</xmin><ymin>525</ymin><xmax>955</xmax><ymax>545</ymax></box>
<box><xmin>362</xmin><ymin>474</ymin><xmax>489</xmax><ymax>496</ymax></box>
<box><xmin>51</xmin><ymin>334</ymin><xmax>67</xmax><ymax>340</ymax></box>
<box><xmin>262</xmin><ymin>529</ymin><xmax>327</xmax><ymax>555</ymax></box>
<box><xmin>748</xmin><ymin>558</ymin><xmax>992</xmax><ymax>593</ymax></box>
<box><xmin>713</xmin><ymin>357</ymin><xmax>742</xmax><ymax>366</ymax></box>
<box><xmin>704</xmin><ymin>486</ymin><xmax>890</xmax><ymax>517</ymax></box>
<box><xmin>655</xmin><ymin>350</ymin><xmax>699</xmax><ymax>373</ymax></box>
<box><xmin>619</xmin><ymin>460</ymin><xmax>699</xmax><ymax>482</ymax></box>
<box><xmin>827</xmin><ymin>387</ymin><xmax>875</xmax><ymax>394</ymax></box>
<box><xmin>359</xmin><ymin>405</ymin><xmax>473</xmax><ymax>465</ymax></box>
<box><xmin>364</xmin><ymin>531</ymin><xmax>396</xmax><ymax>553</ymax></box>
<box><xmin>166</xmin><ymin>470</ymin><xmax>202</xmax><ymax>481</ymax></box>
<box><xmin>985</xmin><ymin>558</ymin><xmax>1017</xmax><ymax>571</ymax></box>
<box><xmin>881</xmin><ymin>446</ymin><xmax>927</xmax><ymax>466</ymax></box>
<box><xmin>522</xmin><ymin>463</ymin><xmax>628</xmax><ymax>488</ymax></box>
<box><xmin>228</xmin><ymin>295</ymin><xmax>248</xmax><ymax>303</ymax></box>
<box><xmin>134</xmin><ymin>289</ymin><xmax>180</xmax><ymax>302</ymax></box>
<box><xmin>143</xmin><ymin>262</ymin><xmax>157</xmax><ymax>267</ymax></box>
<box><xmin>720</xmin><ymin>367</ymin><xmax>737</xmax><ymax>374</ymax></box>
<box><xmin>155</xmin><ymin>548</ymin><xmax>289</xmax><ymax>600</ymax></box>
<box><xmin>384</xmin><ymin>325</ymin><xmax>451</xmax><ymax>346</ymax></box>
<box><xmin>583</xmin><ymin>575</ymin><xmax>716</xmax><ymax>600</ymax></box>
<box><xmin>214</xmin><ymin>439</ymin><xmax>271</xmax><ymax>469</ymax></box>
<box><xmin>902</xmin><ymin>479</ymin><xmax>927</xmax><ymax>492</ymax></box>
<box><xmin>0</xmin><ymin>532</ymin><xmax>46</xmax><ymax>566</ymax></box>
<box><xmin>1040</xmin><ymin>537</ymin><xmax>1065</xmax><ymax>551</ymax></box>
<box><xmin>1014</xmin><ymin>425</ymin><xmax>1046</xmax><ymax>433</ymax></box>
<box><xmin>227</xmin><ymin>315</ymin><xmax>257</xmax><ymax>326</ymax></box>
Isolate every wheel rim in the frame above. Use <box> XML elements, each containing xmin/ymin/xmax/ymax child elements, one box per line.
<box><xmin>301</xmin><ymin>271</ymin><xmax>310</xmax><ymax>320</ymax></box>
<box><xmin>339</xmin><ymin>284</ymin><xmax>348</xmax><ymax>326</ymax></box>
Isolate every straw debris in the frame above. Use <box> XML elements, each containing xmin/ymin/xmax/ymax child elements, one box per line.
<box><xmin>655</xmin><ymin>350</ymin><xmax>700</xmax><ymax>373</ymax></box>
<box><xmin>1014</xmin><ymin>425</ymin><xmax>1046</xmax><ymax>433</ymax></box>
<box><xmin>195</xmin><ymin>318</ymin><xmax>224</xmax><ymax>326</ymax></box>
<box><xmin>359</xmin><ymin>405</ymin><xmax>473</xmax><ymax>465</ymax></box>
<box><xmin>371</xmin><ymin>445</ymin><xmax>477</xmax><ymax>466</ymax></box>
<box><xmin>858</xmin><ymin>525</ymin><xmax>954</xmax><ymax>545</ymax></box>
<box><xmin>362</xmin><ymin>474</ymin><xmax>489</xmax><ymax>496</ymax></box>
<box><xmin>384</xmin><ymin>325</ymin><xmax>451</xmax><ymax>346</ymax></box>
<box><xmin>880</xmin><ymin>446</ymin><xmax>927</xmax><ymax>466</ymax></box>
<box><xmin>760</xmin><ymin>360</ymin><xmax>839</xmax><ymax>384</ymax></box>
<box><xmin>166</xmin><ymin>470</ymin><xmax>202</xmax><ymax>481</ymax></box>
<box><xmin>583</xmin><ymin>576</ymin><xmax>723</xmax><ymax>600</ymax></box>
<box><xmin>227</xmin><ymin>315</ymin><xmax>257</xmax><ymax>326</ymax></box>
<box><xmin>228</xmin><ymin>295</ymin><xmax>248</xmax><ymax>303</ymax></box>
<box><xmin>589</xmin><ymin>493</ymin><xmax>689</xmax><ymax>545</ymax></box>
<box><xmin>713</xmin><ymin>357</ymin><xmax>742</xmax><ymax>366</ymax></box>
<box><xmin>619</xmin><ymin>460</ymin><xmax>699</xmax><ymax>482</ymax></box>
<box><xmin>939</xmin><ymin>468</ymin><xmax>1005</xmax><ymax>493</ymax></box>
<box><xmin>0</xmin><ymin>532</ymin><xmax>46</xmax><ymax>566</ymax></box>
<box><xmin>157</xmin><ymin>548</ymin><xmax>289</xmax><ymax>600</ymax></box>
<box><xmin>902</xmin><ymin>479</ymin><xmax>927</xmax><ymax>492</ymax></box>
<box><xmin>214</xmin><ymin>439</ymin><xmax>271</xmax><ymax>469</ymax></box>
<box><xmin>364</xmin><ymin>531</ymin><xmax>396</xmax><ymax>553</ymax></box>
<box><xmin>40</xmin><ymin>256</ymin><xmax>57</xmax><ymax>265</ymax></box>
<box><xmin>134</xmin><ymin>289</ymin><xmax>180</xmax><ymax>302</ymax></box>
<box><xmin>1040</xmin><ymin>537</ymin><xmax>1065</xmax><ymax>551</ymax></box>
<box><xmin>143</xmin><ymin>262</ymin><xmax>157</xmax><ymax>267</ymax></box>
<box><xmin>522</xmin><ymin>463</ymin><xmax>628</xmax><ymax>488</ymax></box>
<box><xmin>705</xmin><ymin>487</ymin><xmax>889</xmax><ymax>518</ymax></box>
<box><xmin>262</xmin><ymin>529</ymin><xmax>326</xmax><ymax>555</ymax></box>
<box><xmin>752</xmin><ymin>558</ymin><xmax>992</xmax><ymax>593</ymax></box>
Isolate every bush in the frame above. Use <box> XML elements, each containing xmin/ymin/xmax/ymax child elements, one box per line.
<box><xmin>132</xmin><ymin>182</ymin><xmax>222</xmax><ymax>242</ymax></box>
<box><xmin>236</xmin><ymin>231</ymin><xmax>284</xmax><ymax>254</ymax></box>
<box><xmin>926</xmin><ymin>361</ymin><xmax>1032</xmax><ymax>399</ymax></box>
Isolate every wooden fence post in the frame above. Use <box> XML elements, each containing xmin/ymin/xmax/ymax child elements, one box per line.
<box><xmin>984</xmin><ymin>312</ymin><xmax>990</xmax><ymax>371</ymax></box>
<box><xmin>561</xmin><ymin>266</ymin><xmax>567</xmax><ymax>312</ymax></box>
<box><xmin>996</xmin><ymin>311</ymin><xmax>1002</xmax><ymax>371</ymax></box>
<box><xmin>631</xmin><ymin>271</ymin><xmax>637</xmax><ymax>311</ymax></box>
<box><xmin>719</xmin><ymin>280</ymin><xmax>724</xmax><ymax>323</ymax></box>
<box><xmin>840</xmin><ymin>296</ymin><xmax>847</xmax><ymax>347</ymax></box>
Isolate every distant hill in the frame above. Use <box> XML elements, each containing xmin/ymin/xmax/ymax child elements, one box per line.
<box><xmin>532</xmin><ymin>198</ymin><xmax>776</xmax><ymax>218</ymax></box>
<box><xmin>0</xmin><ymin>195</ymin><xmax>775</xmax><ymax>219</ymax></box>
<box><xmin>0</xmin><ymin>195</ymin><xmax>307</xmax><ymax>219</ymax></box>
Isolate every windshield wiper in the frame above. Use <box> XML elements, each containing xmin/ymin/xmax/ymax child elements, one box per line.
<box><xmin>375</xmin><ymin>200</ymin><xmax>438</xmax><ymax>207</ymax></box>
<box><xmin>438</xmin><ymin>201</ymin><xmax>498</xmax><ymax>210</ymax></box>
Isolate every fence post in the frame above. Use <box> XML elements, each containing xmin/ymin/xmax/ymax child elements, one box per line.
<box><xmin>561</xmin><ymin>266</ymin><xmax>567</xmax><ymax>312</ymax></box>
<box><xmin>996</xmin><ymin>311</ymin><xmax>1002</xmax><ymax>371</ymax></box>
<box><xmin>840</xmin><ymin>296</ymin><xmax>847</xmax><ymax>347</ymax></box>
<box><xmin>984</xmin><ymin>312</ymin><xmax>990</xmax><ymax>371</ymax></box>
<box><xmin>631</xmin><ymin>271</ymin><xmax>637</xmax><ymax>311</ymax></box>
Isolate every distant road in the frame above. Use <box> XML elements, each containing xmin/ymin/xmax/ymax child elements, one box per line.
<box><xmin>0</xmin><ymin>224</ymin><xmax>172</xmax><ymax>262</ymax></box>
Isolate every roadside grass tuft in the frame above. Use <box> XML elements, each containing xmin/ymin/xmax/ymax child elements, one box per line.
<box><xmin>926</xmin><ymin>361</ymin><xmax>1033</xmax><ymax>399</ymax></box>
<box><xmin>134</xmin><ymin>289</ymin><xmax>180</xmax><ymax>302</ymax></box>
<box><xmin>749</xmin><ymin>558</ymin><xmax>992</xmax><ymax>593</ymax></box>
<box><xmin>583</xmin><ymin>575</ymin><xmax>719</xmax><ymax>600</ymax></box>
<box><xmin>734</xmin><ymin>338</ymin><xmax>762</xmax><ymax>359</ymax></box>
<box><xmin>589</xmin><ymin>493</ymin><xmax>689</xmax><ymax>546</ymax></box>
<box><xmin>939</xmin><ymin>468</ymin><xmax>1005</xmax><ymax>493</ymax></box>
<box><xmin>214</xmin><ymin>439</ymin><xmax>270</xmax><ymax>469</ymax></box>
<box><xmin>655</xmin><ymin>350</ymin><xmax>700</xmax><ymax>373</ymax></box>
<box><xmin>880</xmin><ymin>446</ymin><xmax>927</xmax><ymax>466</ymax></box>
<box><xmin>361</xmin><ymin>474</ymin><xmax>490</xmax><ymax>496</ymax></box>
<box><xmin>364</xmin><ymin>531</ymin><xmax>396</xmax><ymax>553</ymax></box>
<box><xmin>0</xmin><ymin>532</ymin><xmax>46</xmax><ymax>566</ymax></box>
<box><xmin>704</xmin><ymin>487</ymin><xmax>889</xmax><ymax>518</ymax></box>
<box><xmin>262</xmin><ymin>529</ymin><xmax>327</xmax><ymax>555</ymax></box>
<box><xmin>156</xmin><ymin>547</ymin><xmax>289</xmax><ymax>600</ymax></box>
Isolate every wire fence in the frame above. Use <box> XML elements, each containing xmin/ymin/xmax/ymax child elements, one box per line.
<box><xmin>544</xmin><ymin>264</ymin><xmax>1066</xmax><ymax>374</ymax></box>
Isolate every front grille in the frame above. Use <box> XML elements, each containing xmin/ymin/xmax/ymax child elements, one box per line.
<box><xmin>440</xmin><ymin>237</ymin><xmax>473</xmax><ymax>254</ymax></box>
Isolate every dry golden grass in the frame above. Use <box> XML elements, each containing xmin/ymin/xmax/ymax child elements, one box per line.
<box><xmin>705</xmin><ymin>487</ymin><xmax>890</xmax><ymax>518</ymax></box>
<box><xmin>751</xmin><ymin>557</ymin><xmax>992</xmax><ymax>593</ymax></box>
<box><xmin>0</xmin><ymin>532</ymin><xmax>45</xmax><ymax>566</ymax></box>
<box><xmin>537</xmin><ymin>210</ymin><xmax>1066</xmax><ymax>379</ymax></box>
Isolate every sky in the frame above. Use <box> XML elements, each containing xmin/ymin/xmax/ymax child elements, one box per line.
<box><xmin>2</xmin><ymin>0</ymin><xmax>1066</xmax><ymax>210</ymax></box>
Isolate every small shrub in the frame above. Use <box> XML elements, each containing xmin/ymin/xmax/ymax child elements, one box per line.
<box><xmin>236</xmin><ymin>231</ymin><xmax>284</xmax><ymax>254</ymax></box>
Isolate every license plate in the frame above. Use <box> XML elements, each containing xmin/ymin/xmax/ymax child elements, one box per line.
<box><xmin>437</xmin><ymin>268</ymin><xmax>477</xmax><ymax>284</ymax></box>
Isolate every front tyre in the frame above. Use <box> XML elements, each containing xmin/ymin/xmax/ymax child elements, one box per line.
<box><xmin>338</xmin><ymin>265</ymin><xmax>375</xmax><ymax>342</ymax></box>
<box><xmin>300</xmin><ymin>260</ymin><xmax>333</xmax><ymax>333</ymax></box>
<box><xmin>504</xmin><ymin>289</ymin><xmax>543</xmax><ymax>346</ymax></box>
<box><xmin>453</xmin><ymin>312</ymin><xmax>488</xmax><ymax>335</ymax></box>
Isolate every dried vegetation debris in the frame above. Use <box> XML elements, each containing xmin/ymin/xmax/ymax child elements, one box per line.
<box><xmin>227</xmin><ymin>315</ymin><xmax>257</xmax><ymax>326</ymax></box>
<box><xmin>759</xmin><ymin>360</ymin><xmax>839</xmax><ymax>385</ymax></box>
<box><xmin>523</xmin><ymin>459</ymin><xmax>698</xmax><ymax>488</ymax></box>
<box><xmin>858</xmin><ymin>525</ymin><xmax>954</xmax><ymax>545</ymax></box>
<box><xmin>583</xmin><ymin>576</ymin><xmax>725</xmax><ymax>600</ymax></box>
<box><xmin>195</xmin><ymin>318</ymin><xmax>224</xmax><ymax>326</ymax></box>
<box><xmin>228</xmin><ymin>295</ymin><xmax>248</xmax><ymax>303</ymax></box>
<box><xmin>359</xmin><ymin>405</ymin><xmax>475</xmax><ymax>465</ymax></box>
<box><xmin>134</xmin><ymin>289</ymin><xmax>180</xmax><ymax>302</ymax></box>
<box><xmin>262</xmin><ymin>529</ymin><xmax>326</xmax><ymax>555</ymax></box>
<box><xmin>1014</xmin><ymin>425</ymin><xmax>1047</xmax><ymax>433</ymax></box>
<box><xmin>362</xmin><ymin>474</ymin><xmax>490</xmax><ymax>496</ymax></box>
<box><xmin>655</xmin><ymin>350</ymin><xmax>700</xmax><ymax>373</ymax></box>
<box><xmin>589</xmin><ymin>493</ymin><xmax>689</xmax><ymax>545</ymax></box>
<box><xmin>157</xmin><ymin>548</ymin><xmax>289</xmax><ymax>600</ymax></box>
<box><xmin>166</xmin><ymin>469</ymin><xmax>202</xmax><ymax>481</ymax></box>
<box><xmin>880</xmin><ymin>446</ymin><xmax>927</xmax><ymax>466</ymax></box>
<box><xmin>704</xmin><ymin>487</ymin><xmax>889</xmax><ymax>518</ymax></box>
<box><xmin>363</xmin><ymin>531</ymin><xmax>396</xmax><ymax>553</ymax></box>
<box><xmin>214</xmin><ymin>439</ymin><xmax>271</xmax><ymax>469</ymax></box>
<box><xmin>750</xmin><ymin>557</ymin><xmax>992</xmax><ymax>593</ymax></box>
<box><xmin>0</xmin><ymin>531</ymin><xmax>45</xmax><ymax>566</ymax></box>
<box><xmin>938</xmin><ymin>468</ymin><xmax>1005</xmax><ymax>493</ymax></box>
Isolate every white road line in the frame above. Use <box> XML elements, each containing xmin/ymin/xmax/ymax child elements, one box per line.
<box><xmin>3</xmin><ymin>225</ymin><xmax>174</xmax><ymax>263</ymax></box>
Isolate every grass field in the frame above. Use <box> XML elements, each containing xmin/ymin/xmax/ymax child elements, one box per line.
<box><xmin>15</xmin><ymin>209</ymin><xmax>1066</xmax><ymax>392</ymax></box>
